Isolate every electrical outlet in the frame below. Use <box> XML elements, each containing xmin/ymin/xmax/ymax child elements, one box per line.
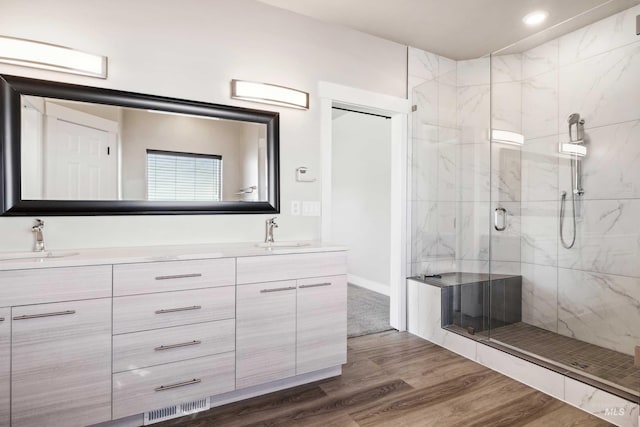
<box><xmin>302</xmin><ymin>201</ymin><xmax>321</xmax><ymax>216</ymax></box>
<box><xmin>291</xmin><ymin>201</ymin><xmax>301</xmax><ymax>216</ymax></box>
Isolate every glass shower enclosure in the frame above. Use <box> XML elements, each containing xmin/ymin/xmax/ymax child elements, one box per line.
<box><xmin>410</xmin><ymin>0</ymin><xmax>640</xmax><ymax>409</ymax></box>
<box><xmin>488</xmin><ymin>3</ymin><xmax>640</xmax><ymax>403</ymax></box>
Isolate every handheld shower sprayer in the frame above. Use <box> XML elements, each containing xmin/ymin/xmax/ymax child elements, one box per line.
<box><xmin>560</xmin><ymin>113</ymin><xmax>586</xmax><ymax>249</ymax></box>
<box><xmin>567</xmin><ymin>113</ymin><xmax>585</xmax><ymax>142</ymax></box>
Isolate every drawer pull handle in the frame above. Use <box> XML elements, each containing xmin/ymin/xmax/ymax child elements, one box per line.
<box><xmin>0</xmin><ymin>317</ymin><xmax>4</xmax><ymax>322</ymax></box>
<box><xmin>155</xmin><ymin>273</ymin><xmax>202</xmax><ymax>281</ymax></box>
<box><xmin>299</xmin><ymin>282</ymin><xmax>332</xmax><ymax>289</ymax></box>
<box><xmin>260</xmin><ymin>286</ymin><xmax>296</xmax><ymax>293</ymax></box>
<box><xmin>155</xmin><ymin>306</ymin><xmax>202</xmax><ymax>314</ymax></box>
<box><xmin>155</xmin><ymin>340</ymin><xmax>202</xmax><ymax>351</ymax></box>
<box><xmin>13</xmin><ymin>310</ymin><xmax>76</xmax><ymax>320</ymax></box>
<box><xmin>155</xmin><ymin>378</ymin><xmax>201</xmax><ymax>392</ymax></box>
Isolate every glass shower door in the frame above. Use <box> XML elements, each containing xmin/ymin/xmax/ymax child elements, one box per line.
<box><xmin>488</xmin><ymin>2</ymin><xmax>640</xmax><ymax>409</ymax></box>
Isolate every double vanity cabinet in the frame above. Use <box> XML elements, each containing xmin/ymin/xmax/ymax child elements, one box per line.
<box><xmin>0</xmin><ymin>244</ymin><xmax>347</xmax><ymax>427</ymax></box>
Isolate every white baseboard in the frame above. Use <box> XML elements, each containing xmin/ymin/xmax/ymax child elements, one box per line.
<box><xmin>348</xmin><ymin>274</ymin><xmax>390</xmax><ymax>296</ymax></box>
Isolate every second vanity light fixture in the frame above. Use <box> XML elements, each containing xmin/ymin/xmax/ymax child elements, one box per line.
<box><xmin>0</xmin><ymin>35</ymin><xmax>107</xmax><ymax>78</ymax></box>
<box><xmin>231</xmin><ymin>79</ymin><xmax>309</xmax><ymax>110</ymax></box>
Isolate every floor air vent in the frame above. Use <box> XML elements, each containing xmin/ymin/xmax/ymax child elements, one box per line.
<box><xmin>143</xmin><ymin>397</ymin><xmax>210</xmax><ymax>425</ymax></box>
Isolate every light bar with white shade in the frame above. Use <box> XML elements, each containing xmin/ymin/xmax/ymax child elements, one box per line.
<box><xmin>231</xmin><ymin>79</ymin><xmax>309</xmax><ymax>109</ymax></box>
<box><xmin>559</xmin><ymin>142</ymin><xmax>587</xmax><ymax>157</ymax></box>
<box><xmin>491</xmin><ymin>129</ymin><xmax>524</xmax><ymax>145</ymax></box>
<box><xmin>0</xmin><ymin>35</ymin><xmax>107</xmax><ymax>78</ymax></box>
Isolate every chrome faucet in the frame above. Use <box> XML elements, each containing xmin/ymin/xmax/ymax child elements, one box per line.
<box><xmin>265</xmin><ymin>217</ymin><xmax>278</xmax><ymax>243</ymax></box>
<box><xmin>32</xmin><ymin>219</ymin><xmax>46</xmax><ymax>252</ymax></box>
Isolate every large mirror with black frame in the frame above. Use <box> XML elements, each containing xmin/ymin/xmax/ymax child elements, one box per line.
<box><xmin>0</xmin><ymin>74</ymin><xmax>280</xmax><ymax>215</ymax></box>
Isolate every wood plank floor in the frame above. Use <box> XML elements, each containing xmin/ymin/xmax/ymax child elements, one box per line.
<box><xmin>157</xmin><ymin>331</ymin><xmax>613</xmax><ymax>427</ymax></box>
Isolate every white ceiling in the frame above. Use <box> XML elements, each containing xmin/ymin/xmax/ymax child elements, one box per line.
<box><xmin>257</xmin><ymin>0</ymin><xmax>640</xmax><ymax>59</ymax></box>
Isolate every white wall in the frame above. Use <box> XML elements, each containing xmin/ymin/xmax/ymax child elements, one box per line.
<box><xmin>331</xmin><ymin>111</ymin><xmax>391</xmax><ymax>290</ymax></box>
<box><xmin>0</xmin><ymin>0</ymin><xmax>407</xmax><ymax>251</ymax></box>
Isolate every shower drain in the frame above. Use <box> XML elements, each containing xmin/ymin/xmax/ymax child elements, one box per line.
<box><xmin>570</xmin><ymin>361</ymin><xmax>590</xmax><ymax>370</ymax></box>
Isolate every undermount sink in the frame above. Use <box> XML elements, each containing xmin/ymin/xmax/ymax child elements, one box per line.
<box><xmin>0</xmin><ymin>251</ymin><xmax>79</xmax><ymax>261</ymax></box>
<box><xmin>255</xmin><ymin>242</ymin><xmax>311</xmax><ymax>249</ymax></box>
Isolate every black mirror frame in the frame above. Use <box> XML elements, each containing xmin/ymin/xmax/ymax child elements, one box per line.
<box><xmin>0</xmin><ymin>74</ymin><xmax>280</xmax><ymax>216</ymax></box>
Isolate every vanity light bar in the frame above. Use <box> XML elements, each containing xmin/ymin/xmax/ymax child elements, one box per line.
<box><xmin>559</xmin><ymin>142</ymin><xmax>587</xmax><ymax>157</ymax></box>
<box><xmin>491</xmin><ymin>129</ymin><xmax>524</xmax><ymax>146</ymax></box>
<box><xmin>231</xmin><ymin>79</ymin><xmax>309</xmax><ymax>110</ymax></box>
<box><xmin>0</xmin><ymin>35</ymin><xmax>107</xmax><ymax>78</ymax></box>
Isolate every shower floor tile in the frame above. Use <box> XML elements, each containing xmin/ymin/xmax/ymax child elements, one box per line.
<box><xmin>489</xmin><ymin>322</ymin><xmax>639</xmax><ymax>396</ymax></box>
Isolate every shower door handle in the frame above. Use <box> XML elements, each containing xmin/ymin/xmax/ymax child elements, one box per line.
<box><xmin>494</xmin><ymin>208</ymin><xmax>507</xmax><ymax>231</ymax></box>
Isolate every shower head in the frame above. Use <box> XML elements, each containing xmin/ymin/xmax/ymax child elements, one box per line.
<box><xmin>567</xmin><ymin>113</ymin><xmax>581</xmax><ymax>125</ymax></box>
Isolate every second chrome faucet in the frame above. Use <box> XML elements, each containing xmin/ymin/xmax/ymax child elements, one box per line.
<box><xmin>265</xmin><ymin>217</ymin><xmax>278</xmax><ymax>243</ymax></box>
<box><xmin>32</xmin><ymin>218</ymin><xmax>46</xmax><ymax>252</ymax></box>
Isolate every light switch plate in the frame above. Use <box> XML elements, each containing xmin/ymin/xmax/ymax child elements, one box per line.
<box><xmin>291</xmin><ymin>201</ymin><xmax>301</xmax><ymax>216</ymax></box>
<box><xmin>302</xmin><ymin>201</ymin><xmax>321</xmax><ymax>216</ymax></box>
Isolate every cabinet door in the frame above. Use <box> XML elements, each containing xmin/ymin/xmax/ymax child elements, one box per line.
<box><xmin>296</xmin><ymin>275</ymin><xmax>347</xmax><ymax>375</ymax></box>
<box><xmin>236</xmin><ymin>280</ymin><xmax>296</xmax><ymax>389</ymax></box>
<box><xmin>11</xmin><ymin>298</ymin><xmax>111</xmax><ymax>427</ymax></box>
<box><xmin>0</xmin><ymin>308</ymin><xmax>9</xmax><ymax>427</ymax></box>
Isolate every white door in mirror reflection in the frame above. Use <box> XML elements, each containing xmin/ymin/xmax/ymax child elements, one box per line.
<box><xmin>45</xmin><ymin>118</ymin><xmax>117</xmax><ymax>200</ymax></box>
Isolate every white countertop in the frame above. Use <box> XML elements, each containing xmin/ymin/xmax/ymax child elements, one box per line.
<box><xmin>0</xmin><ymin>241</ymin><xmax>347</xmax><ymax>271</ymax></box>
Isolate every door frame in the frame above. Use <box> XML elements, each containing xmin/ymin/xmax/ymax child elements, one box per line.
<box><xmin>318</xmin><ymin>81</ymin><xmax>410</xmax><ymax>331</ymax></box>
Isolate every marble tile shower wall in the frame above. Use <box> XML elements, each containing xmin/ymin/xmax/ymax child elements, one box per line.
<box><xmin>517</xmin><ymin>4</ymin><xmax>640</xmax><ymax>356</ymax></box>
<box><xmin>410</xmin><ymin>4</ymin><xmax>640</xmax><ymax>357</ymax></box>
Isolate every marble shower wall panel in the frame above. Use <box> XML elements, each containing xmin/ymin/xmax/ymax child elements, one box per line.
<box><xmin>457</xmin><ymin>84</ymin><xmax>490</xmax><ymax>145</ymax></box>
<box><xmin>521</xmin><ymin>262</ymin><xmax>558</xmax><ymax>332</ymax></box>
<box><xmin>521</xmin><ymin>135</ymin><xmax>559</xmax><ymax>202</ymax></box>
<box><xmin>558</xmin><ymin>42</ymin><xmax>640</xmax><ymax>131</ymax></box>
<box><xmin>411</xmin><ymin>200</ymin><xmax>438</xmax><ymax>263</ymax></box>
<box><xmin>492</xmin><ymin>81</ymin><xmax>522</xmax><ymax>133</ymax></box>
<box><xmin>558</xmin><ymin>268</ymin><xmax>640</xmax><ymax>355</ymax></box>
<box><xmin>412</xmin><ymin>80</ymin><xmax>438</xmax><ymax>132</ymax></box>
<box><xmin>459</xmin><ymin>142</ymin><xmax>491</xmax><ymax>202</ymax></box>
<box><xmin>557</xmin><ymin>199</ymin><xmax>640</xmax><ymax>279</ymax></box>
<box><xmin>457</xmin><ymin>202</ymin><xmax>490</xmax><ymax>261</ymax></box>
<box><xmin>522</xmin><ymin>70</ymin><xmax>559</xmax><ymax>140</ymax></box>
<box><xmin>491</xmin><ymin>54</ymin><xmax>523</xmax><ymax>84</ymax></box>
<box><xmin>457</xmin><ymin>57</ymin><xmax>490</xmax><ymax>87</ymax></box>
<box><xmin>408</xmin><ymin>47</ymin><xmax>439</xmax><ymax>82</ymax></box>
<box><xmin>437</xmin><ymin>142</ymin><xmax>459</xmax><ymax>202</ymax></box>
<box><xmin>412</xmin><ymin>139</ymin><xmax>438</xmax><ymax>202</ymax></box>
<box><xmin>523</xmin><ymin>39</ymin><xmax>559</xmax><ymax>80</ymax></box>
<box><xmin>521</xmin><ymin>201</ymin><xmax>558</xmax><ymax>267</ymax></box>
<box><xmin>558</xmin><ymin>3</ymin><xmax>640</xmax><ymax>67</ymax></box>
<box><xmin>579</xmin><ymin>120</ymin><xmax>640</xmax><ymax>201</ymax></box>
<box><xmin>491</xmin><ymin>143</ymin><xmax>521</xmax><ymax>203</ymax></box>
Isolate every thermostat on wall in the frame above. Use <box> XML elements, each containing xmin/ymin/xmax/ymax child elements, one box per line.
<box><xmin>296</xmin><ymin>166</ymin><xmax>316</xmax><ymax>182</ymax></box>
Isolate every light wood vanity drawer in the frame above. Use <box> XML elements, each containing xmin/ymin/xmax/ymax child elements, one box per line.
<box><xmin>113</xmin><ymin>258</ymin><xmax>235</xmax><ymax>296</ymax></box>
<box><xmin>0</xmin><ymin>265</ymin><xmax>111</xmax><ymax>307</ymax></box>
<box><xmin>113</xmin><ymin>352</ymin><xmax>235</xmax><ymax>419</ymax></box>
<box><xmin>113</xmin><ymin>319</ymin><xmax>235</xmax><ymax>373</ymax></box>
<box><xmin>113</xmin><ymin>287</ymin><xmax>235</xmax><ymax>334</ymax></box>
<box><xmin>236</xmin><ymin>251</ymin><xmax>347</xmax><ymax>285</ymax></box>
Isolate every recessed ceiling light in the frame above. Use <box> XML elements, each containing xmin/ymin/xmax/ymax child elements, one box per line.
<box><xmin>522</xmin><ymin>10</ymin><xmax>548</xmax><ymax>27</ymax></box>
